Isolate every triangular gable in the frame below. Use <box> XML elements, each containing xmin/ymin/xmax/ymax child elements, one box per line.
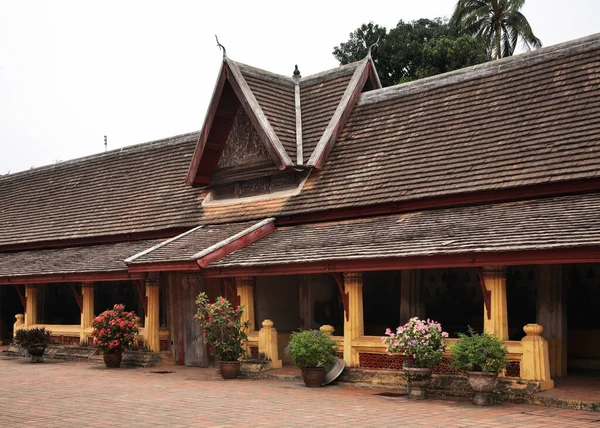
<box><xmin>306</xmin><ymin>57</ymin><xmax>381</xmax><ymax>169</ymax></box>
<box><xmin>187</xmin><ymin>60</ymin><xmax>293</xmax><ymax>186</ymax></box>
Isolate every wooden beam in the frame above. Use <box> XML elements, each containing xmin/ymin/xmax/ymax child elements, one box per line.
<box><xmin>332</xmin><ymin>273</ymin><xmax>349</xmax><ymax>321</ymax></box>
<box><xmin>12</xmin><ymin>285</ymin><xmax>26</xmax><ymax>310</ymax></box>
<box><xmin>69</xmin><ymin>284</ymin><xmax>83</xmax><ymax>313</ymax></box>
<box><xmin>199</xmin><ymin>246</ymin><xmax>600</xmax><ymax>278</ymax></box>
<box><xmin>134</xmin><ymin>280</ymin><xmax>148</xmax><ymax>317</ymax></box>
<box><xmin>277</xmin><ymin>177</ymin><xmax>600</xmax><ymax>226</ymax></box>
<box><xmin>0</xmin><ymin>271</ymin><xmax>146</xmax><ymax>285</ymax></box>
<box><xmin>127</xmin><ymin>261</ymin><xmax>200</xmax><ymax>273</ymax></box>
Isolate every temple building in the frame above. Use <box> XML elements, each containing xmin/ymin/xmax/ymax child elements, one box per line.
<box><xmin>1</xmin><ymin>33</ymin><xmax>600</xmax><ymax>390</ymax></box>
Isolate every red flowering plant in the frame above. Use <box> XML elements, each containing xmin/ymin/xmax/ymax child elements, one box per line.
<box><xmin>195</xmin><ymin>292</ymin><xmax>251</xmax><ymax>362</ymax></box>
<box><xmin>91</xmin><ymin>304</ymin><xmax>139</xmax><ymax>354</ymax></box>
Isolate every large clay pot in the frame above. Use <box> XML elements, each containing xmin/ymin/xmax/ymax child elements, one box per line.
<box><xmin>301</xmin><ymin>367</ymin><xmax>326</xmax><ymax>388</ymax></box>
<box><xmin>28</xmin><ymin>344</ymin><xmax>47</xmax><ymax>363</ymax></box>
<box><xmin>103</xmin><ymin>352</ymin><xmax>123</xmax><ymax>368</ymax></box>
<box><xmin>404</xmin><ymin>367</ymin><xmax>433</xmax><ymax>399</ymax></box>
<box><xmin>219</xmin><ymin>361</ymin><xmax>241</xmax><ymax>379</ymax></box>
<box><xmin>467</xmin><ymin>371</ymin><xmax>498</xmax><ymax>406</ymax></box>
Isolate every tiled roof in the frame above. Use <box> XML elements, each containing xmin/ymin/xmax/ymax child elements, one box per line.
<box><xmin>0</xmin><ymin>239</ymin><xmax>162</xmax><ymax>278</ymax></box>
<box><xmin>0</xmin><ymin>132</ymin><xmax>203</xmax><ymax>248</ymax></box>
<box><xmin>127</xmin><ymin>220</ymin><xmax>264</xmax><ymax>264</ymax></box>
<box><xmin>194</xmin><ymin>34</ymin><xmax>600</xmax><ymax>224</ymax></box>
<box><xmin>237</xmin><ymin>63</ymin><xmax>298</xmax><ymax>162</ymax></box>
<box><xmin>210</xmin><ymin>192</ymin><xmax>600</xmax><ymax>267</ymax></box>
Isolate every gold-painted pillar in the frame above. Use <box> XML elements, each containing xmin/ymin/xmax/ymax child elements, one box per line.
<box><xmin>482</xmin><ymin>266</ymin><xmax>508</xmax><ymax>340</ymax></box>
<box><xmin>343</xmin><ymin>272</ymin><xmax>363</xmax><ymax>367</ymax></box>
<box><xmin>145</xmin><ymin>274</ymin><xmax>160</xmax><ymax>352</ymax></box>
<box><xmin>80</xmin><ymin>283</ymin><xmax>95</xmax><ymax>345</ymax></box>
<box><xmin>537</xmin><ymin>265</ymin><xmax>567</xmax><ymax>378</ymax></box>
<box><xmin>24</xmin><ymin>285</ymin><xmax>38</xmax><ymax>327</ymax></box>
<box><xmin>521</xmin><ymin>324</ymin><xmax>554</xmax><ymax>391</ymax></box>
<box><xmin>235</xmin><ymin>276</ymin><xmax>255</xmax><ymax>332</ymax></box>
<box><xmin>258</xmin><ymin>319</ymin><xmax>282</xmax><ymax>369</ymax></box>
<box><xmin>400</xmin><ymin>270</ymin><xmax>424</xmax><ymax>325</ymax></box>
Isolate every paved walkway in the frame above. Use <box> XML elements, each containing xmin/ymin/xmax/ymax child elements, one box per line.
<box><xmin>1</xmin><ymin>357</ymin><xmax>599</xmax><ymax>427</ymax></box>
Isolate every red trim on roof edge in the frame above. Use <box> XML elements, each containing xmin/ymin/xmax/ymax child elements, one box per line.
<box><xmin>127</xmin><ymin>261</ymin><xmax>200</xmax><ymax>273</ymax></box>
<box><xmin>277</xmin><ymin>178</ymin><xmax>600</xmax><ymax>226</ymax></box>
<box><xmin>0</xmin><ymin>271</ymin><xmax>147</xmax><ymax>285</ymax></box>
<box><xmin>197</xmin><ymin>220</ymin><xmax>276</xmax><ymax>268</ymax></box>
<box><xmin>200</xmin><ymin>246</ymin><xmax>600</xmax><ymax>278</ymax></box>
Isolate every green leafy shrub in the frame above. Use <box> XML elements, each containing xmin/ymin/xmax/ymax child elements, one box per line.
<box><xmin>450</xmin><ymin>328</ymin><xmax>508</xmax><ymax>373</ymax></box>
<box><xmin>286</xmin><ymin>330</ymin><xmax>338</xmax><ymax>369</ymax></box>
<box><xmin>195</xmin><ymin>293</ymin><xmax>250</xmax><ymax>362</ymax></box>
<box><xmin>14</xmin><ymin>327</ymin><xmax>52</xmax><ymax>349</ymax></box>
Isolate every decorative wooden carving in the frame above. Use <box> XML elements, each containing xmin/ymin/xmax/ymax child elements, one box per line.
<box><xmin>135</xmin><ymin>280</ymin><xmax>148</xmax><ymax>317</ymax></box>
<box><xmin>332</xmin><ymin>273</ymin><xmax>349</xmax><ymax>321</ymax></box>
<box><xmin>218</xmin><ymin>107</ymin><xmax>271</xmax><ymax>168</ymax></box>
<box><xmin>12</xmin><ymin>285</ymin><xmax>26</xmax><ymax>309</ymax></box>
<box><xmin>476</xmin><ymin>267</ymin><xmax>492</xmax><ymax>320</ymax></box>
<box><xmin>69</xmin><ymin>284</ymin><xmax>83</xmax><ymax>313</ymax></box>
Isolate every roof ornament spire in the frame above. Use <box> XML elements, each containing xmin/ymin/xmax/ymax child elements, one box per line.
<box><xmin>293</xmin><ymin>65</ymin><xmax>301</xmax><ymax>78</ymax></box>
<box><xmin>367</xmin><ymin>36</ymin><xmax>381</xmax><ymax>58</ymax></box>
<box><xmin>215</xmin><ymin>35</ymin><xmax>227</xmax><ymax>59</ymax></box>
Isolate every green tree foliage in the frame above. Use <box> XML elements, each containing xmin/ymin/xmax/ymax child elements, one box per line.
<box><xmin>333</xmin><ymin>18</ymin><xmax>489</xmax><ymax>86</ymax></box>
<box><xmin>451</xmin><ymin>0</ymin><xmax>541</xmax><ymax>60</ymax></box>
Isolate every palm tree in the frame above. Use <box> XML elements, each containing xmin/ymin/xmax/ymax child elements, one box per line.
<box><xmin>451</xmin><ymin>0</ymin><xmax>542</xmax><ymax>60</ymax></box>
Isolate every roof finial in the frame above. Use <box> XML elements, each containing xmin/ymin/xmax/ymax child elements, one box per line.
<box><xmin>293</xmin><ymin>65</ymin><xmax>301</xmax><ymax>78</ymax></box>
<box><xmin>104</xmin><ymin>135</ymin><xmax>107</xmax><ymax>152</ymax></box>
<box><xmin>215</xmin><ymin>35</ymin><xmax>227</xmax><ymax>59</ymax></box>
<box><xmin>367</xmin><ymin>36</ymin><xmax>381</xmax><ymax>58</ymax></box>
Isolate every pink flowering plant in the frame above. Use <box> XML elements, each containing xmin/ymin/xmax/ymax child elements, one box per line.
<box><xmin>383</xmin><ymin>317</ymin><xmax>449</xmax><ymax>368</ymax></box>
<box><xmin>91</xmin><ymin>304</ymin><xmax>139</xmax><ymax>354</ymax></box>
<box><xmin>195</xmin><ymin>292</ymin><xmax>251</xmax><ymax>362</ymax></box>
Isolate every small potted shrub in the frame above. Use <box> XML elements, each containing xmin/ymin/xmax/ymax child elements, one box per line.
<box><xmin>14</xmin><ymin>327</ymin><xmax>52</xmax><ymax>363</ymax></box>
<box><xmin>195</xmin><ymin>293</ymin><xmax>250</xmax><ymax>379</ymax></box>
<box><xmin>286</xmin><ymin>330</ymin><xmax>338</xmax><ymax>388</ymax></box>
<box><xmin>450</xmin><ymin>328</ymin><xmax>508</xmax><ymax>406</ymax></box>
<box><xmin>91</xmin><ymin>304</ymin><xmax>139</xmax><ymax>368</ymax></box>
<box><xmin>383</xmin><ymin>317</ymin><xmax>448</xmax><ymax>399</ymax></box>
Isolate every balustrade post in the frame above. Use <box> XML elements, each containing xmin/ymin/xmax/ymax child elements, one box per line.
<box><xmin>521</xmin><ymin>324</ymin><xmax>554</xmax><ymax>391</ymax></box>
<box><xmin>258</xmin><ymin>319</ymin><xmax>282</xmax><ymax>369</ymax></box>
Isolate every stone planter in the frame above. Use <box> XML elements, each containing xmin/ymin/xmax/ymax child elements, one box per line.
<box><xmin>404</xmin><ymin>367</ymin><xmax>433</xmax><ymax>399</ymax></box>
<box><xmin>28</xmin><ymin>344</ymin><xmax>47</xmax><ymax>363</ymax></box>
<box><xmin>219</xmin><ymin>361</ymin><xmax>241</xmax><ymax>379</ymax></box>
<box><xmin>301</xmin><ymin>367</ymin><xmax>326</xmax><ymax>388</ymax></box>
<box><xmin>467</xmin><ymin>371</ymin><xmax>498</xmax><ymax>406</ymax></box>
<box><xmin>103</xmin><ymin>352</ymin><xmax>123</xmax><ymax>368</ymax></box>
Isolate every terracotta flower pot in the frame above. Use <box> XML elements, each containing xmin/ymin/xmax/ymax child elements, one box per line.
<box><xmin>404</xmin><ymin>367</ymin><xmax>433</xmax><ymax>399</ymax></box>
<box><xmin>467</xmin><ymin>371</ymin><xmax>498</xmax><ymax>406</ymax></box>
<box><xmin>301</xmin><ymin>367</ymin><xmax>326</xmax><ymax>388</ymax></box>
<box><xmin>103</xmin><ymin>352</ymin><xmax>123</xmax><ymax>368</ymax></box>
<box><xmin>219</xmin><ymin>361</ymin><xmax>241</xmax><ymax>379</ymax></box>
<box><xmin>28</xmin><ymin>344</ymin><xmax>47</xmax><ymax>363</ymax></box>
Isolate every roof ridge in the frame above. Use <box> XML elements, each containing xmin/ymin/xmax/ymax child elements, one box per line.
<box><xmin>359</xmin><ymin>32</ymin><xmax>600</xmax><ymax>105</ymax></box>
<box><xmin>301</xmin><ymin>60</ymin><xmax>364</xmax><ymax>83</ymax></box>
<box><xmin>232</xmin><ymin>60</ymin><xmax>294</xmax><ymax>83</ymax></box>
<box><xmin>1</xmin><ymin>130</ymin><xmax>200</xmax><ymax>182</ymax></box>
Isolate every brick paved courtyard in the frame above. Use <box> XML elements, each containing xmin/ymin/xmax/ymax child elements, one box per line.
<box><xmin>1</xmin><ymin>357</ymin><xmax>599</xmax><ymax>427</ymax></box>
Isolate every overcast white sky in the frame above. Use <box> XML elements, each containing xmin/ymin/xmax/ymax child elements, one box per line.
<box><xmin>1</xmin><ymin>0</ymin><xmax>598</xmax><ymax>174</ymax></box>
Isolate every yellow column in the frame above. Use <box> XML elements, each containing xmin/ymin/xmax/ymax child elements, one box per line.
<box><xmin>145</xmin><ymin>274</ymin><xmax>160</xmax><ymax>352</ymax></box>
<box><xmin>24</xmin><ymin>285</ymin><xmax>38</xmax><ymax>327</ymax></box>
<box><xmin>235</xmin><ymin>277</ymin><xmax>255</xmax><ymax>332</ymax></box>
<box><xmin>80</xmin><ymin>283</ymin><xmax>95</xmax><ymax>345</ymax></box>
<box><xmin>537</xmin><ymin>265</ymin><xmax>566</xmax><ymax>378</ymax></box>
<box><xmin>343</xmin><ymin>272</ymin><xmax>363</xmax><ymax>367</ymax></box>
<box><xmin>258</xmin><ymin>319</ymin><xmax>282</xmax><ymax>368</ymax></box>
<box><xmin>14</xmin><ymin>314</ymin><xmax>24</xmax><ymax>334</ymax></box>
<box><xmin>521</xmin><ymin>324</ymin><xmax>554</xmax><ymax>391</ymax></box>
<box><xmin>482</xmin><ymin>266</ymin><xmax>508</xmax><ymax>340</ymax></box>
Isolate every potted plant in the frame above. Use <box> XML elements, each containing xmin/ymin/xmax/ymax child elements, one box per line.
<box><xmin>91</xmin><ymin>304</ymin><xmax>139</xmax><ymax>368</ymax></box>
<box><xmin>286</xmin><ymin>329</ymin><xmax>338</xmax><ymax>388</ymax></box>
<box><xmin>383</xmin><ymin>317</ymin><xmax>448</xmax><ymax>399</ymax></box>
<box><xmin>450</xmin><ymin>328</ymin><xmax>508</xmax><ymax>406</ymax></box>
<box><xmin>195</xmin><ymin>293</ymin><xmax>250</xmax><ymax>379</ymax></box>
<box><xmin>14</xmin><ymin>327</ymin><xmax>53</xmax><ymax>363</ymax></box>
